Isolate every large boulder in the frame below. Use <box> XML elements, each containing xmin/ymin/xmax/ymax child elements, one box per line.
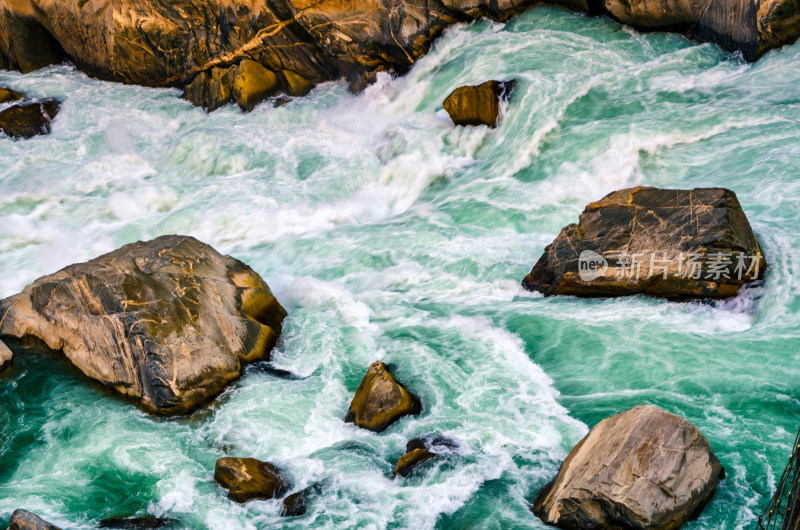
<box><xmin>0</xmin><ymin>339</ymin><xmax>11</xmax><ymax>371</ymax></box>
<box><xmin>214</xmin><ymin>457</ymin><xmax>291</xmax><ymax>503</ymax></box>
<box><xmin>533</xmin><ymin>405</ymin><xmax>724</xmax><ymax>529</ymax></box>
<box><xmin>345</xmin><ymin>361</ymin><xmax>421</xmax><ymax>432</ymax></box>
<box><xmin>0</xmin><ymin>99</ymin><xmax>60</xmax><ymax>139</ymax></box>
<box><xmin>7</xmin><ymin>510</ymin><xmax>61</xmax><ymax>530</ymax></box>
<box><xmin>0</xmin><ymin>235</ymin><xmax>286</xmax><ymax>415</ymax></box>
<box><xmin>443</xmin><ymin>80</ymin><xmax>514</xmax><ymax>128</ymax></box>
<box><xmin>522</xmin><ymin>187</ymin><xmax>766</xmax><ymax>300</ymax></box>
<box><xmin>2</xmin><ymin>0</ymin><xmax>796</xmax><ymax>110</ymax></box>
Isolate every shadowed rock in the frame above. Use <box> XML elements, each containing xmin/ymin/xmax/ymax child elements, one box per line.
<box><xmin>97</xmin><ymin>516</ymin><xmax>176</xmax><ymax>528</ymax></box>
<box><xmin>8</xmin><ymin>510</ymin><xmax>61</xmax><ymax>530</ymax></box>
<box><xmin>215</xmin><ymin>457</ymin><xmax>291</xmax><ymax>503</ymax></box>
<box><xmin>0</xmin><ymin>86</ymin><xmax>23</xmax><ymax>103</ymax></box>
<box><xmin>443</xmin><ymin>80</ymin><xmax>515</xmax><ymax>128</ymax></box>
<box><xmin>0</xmin><ymin>339</ymin><xmax>11</xmax><ymax>371</ymax></box>
<box><xmin>522</xmin><ymin>187</ymin><xmax>766</xmax><ymax>300</ymax></box>
<box><xmin>393</xmin><ymin>435</ymin><xmax>458</xmax><ymax>477</ymax></box>
<box><xmin>345</xmin><ymin>361</ymin><xmax>421</xmax><ymax>433</ymax></box>
<box><xmin>0</xmin><ymin>235</ymin><xmax>286</xmax><ymax>415</ymax></box>
<box><xmin>280</xmin><ymin>483</ymin><xmax>324</xmax><ymax>517</ymax></box>
<box><xmin>0</xmin><ymin>99</ymin><xmax>60</xmax><ymax>139</ymax></box>
<box><xmin>532</xmin><ymin>405</ymin><xmax>724</xmax><ymax>530</ymax></box>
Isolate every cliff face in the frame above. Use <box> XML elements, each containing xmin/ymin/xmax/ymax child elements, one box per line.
<box><xmin>1</xmin><ymin>0</ymin><xmax>798</xmax><ymax>109</ymax></box>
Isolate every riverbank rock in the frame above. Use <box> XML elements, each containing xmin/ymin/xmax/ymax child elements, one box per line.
<box><xmin>533</xmin><ymin>405</ymin><xmax>724</xmax><ymax>529</ymax></box>
<box><xmin>2</xmin><ymin>0</ymin><xmax>796</xmax><ymax>112</ymax></box>
<box><xmin>522</xmin><ymin>187</ymin><xmax>766</xmax><ymax>300</ymax></box>
<box><xmin>0</xmin><ymin>235</ymin><xmax>286</xmax><ymax>415</ymax></box>
<box><xmin>215</xmin><ymin>457</ymin><xmax>291</xmax><ymax>503</ymax></box>
<box><xmin>0</xmin><ymin>340</ymin><xmax>11</xmax><ymax>371</ymax></box>
<box><xmin>98</xmin><ymin>516</ymin><xmax>176</xmax><ymax>528</ymax></box>
<box><xmin>7</xmin><ymin>509</ymin><xmax>61</xmax><ymax>530</ymax></box>
<box><xmin>345</xmin><ymin>361</ymin><xmax>421</xmax><ymax>432</ymax></box>
<box><xmin>443</xmin><ymin>80</ymin><xmax>515</xmax><ymax>127</ymax></box>
<box><xmin>0</xmin><ymin>99</ymin><xmax>60</xmax><ymax>139</ymax></box>
<box><xmin>0</xmin><ymin>86</ymin><xmax>23</xmax><ymax>103</ymax></box>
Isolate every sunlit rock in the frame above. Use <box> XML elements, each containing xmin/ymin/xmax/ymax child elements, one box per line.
<box><xmin>345</xmin><ymin>361</ymin><xmax>421</xmax><ymax>432</ymax></box>
<box><xmin>215</xmin><ymin>457</ymin><xmax>291</xmax><ymax>503</ymax></box>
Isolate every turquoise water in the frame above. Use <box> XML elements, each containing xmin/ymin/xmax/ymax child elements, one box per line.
<box><xmin>2</xmin><ymin>6</ymin><xmax>800</xmax><ymax>528</ymax></box>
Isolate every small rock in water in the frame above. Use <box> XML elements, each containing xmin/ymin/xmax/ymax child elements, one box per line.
<box><xmin>8</xmin><ymin>509</ymin><xmax>61</xmax><ymax>530</ymax></box>
<box><xmin>522</xmin><ymin>186</ymin><xmax>766</xmax><ymax>299</ymax></box>
<box><xmin>214</xmin><ymin>457</ymin><xmax>291</xmax><ymax>503</ymax></box>
<box><xmin>443</xmin><ymin>80</ymin><xmax>515</xmax><ymax>128</ymax></box>
<box><xmin>345</xmin><ymin>361</ymin><xmax>422</xmax><ymax>432</ymax></box>
<box><xmin>280</xmin><ymin>483</ymin><xmax>324</xmax><ymax>517</ymax></box>
<box><xmin>0</xmin><ymin>86</ymin><xmax>24</xmax><ymax>104</ymax></box>
<box><xmin>393</xmin><ymin>435</ymin><xmax>458</xmax><ymax>477</ymax></box>
<box><xmin>0</xmin><ymin>339</ymin><xmax>12</xmax><ymax>371</ymax></box>
<box><xmin>98</xmin><ymin>516</ymin><xmax>176</xmax><ymax>529</ymax></box>
<box><xmin>0</xmin><ymin>99</ymin><xmax>60</xmax><ymax>139</ymax></box>
<box><xmin>532</xmin><ymin>405</ymin><xmax>724</xmax><ymax>529</ymax></box>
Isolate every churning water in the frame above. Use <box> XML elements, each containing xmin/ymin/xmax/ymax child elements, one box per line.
<box><xmin>1</xmin><ymin>6</ymin><xmax>800</xmax><ymax>529</ymax></box>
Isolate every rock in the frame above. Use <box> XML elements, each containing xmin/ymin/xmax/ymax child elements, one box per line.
<box><xmin>214</xmin><ymin>457</ymin><xmax>291</xmax><ymax>503</ymax></box>
<box><xmin>0</xmin><ymin>235</ymin><xmax>286</xmax><ymax>415</ymax></box>
<box><xmin>0</xmin><ymin>99</ymin><xmax>60</xmax><ymax>139</ymax></box>
<box><xmin>280</xmin><ymin>483</ymin><xmax>323</xmax><ymax>517</ymax></box>
<box><xmin>533</xmin><ymin>405</ymin><xmax>724</xmax><ymax>530</ymax></box>
<box><xmin>183</xmin><ymin>67</ymin><xmax>236</xmax><ymax>112</ymax></box>
<box><xmin>0</xmin><ymin>339</ymin><xmax>11</xmax><ymax>371</ymax></box>
<box><xmin>0</xmin><ymin>12</ymin><xmax>65</xmax><ymax>73</ymax></box>
<box><xmin>393</xmin><ymin>435</ymin><xmax>458</xmax><ymax>477</ymax></box>
<box><xmin>0</xmin><ymin>86</ymin><xmax>23</xmax><ymax>104</ymax></box>
<box><xmin>280</xmin><ymin>70</ymin><xmax>314</xmax><ymax>97</ymax></box>
<box><xmin>345</xmin><ymin>361</ymin><xmax>421</xmax><ymax>433</ymax></box>
<box><xmin>443</xmin><ymin>80</ymin><xmax>515</xmax><ymax>128</ymax></box>
<box><xmin>97</xmin><ymin>516</ymin><xmax>176</xmax><ymax>528</ymax></box>
<box><xmin>7</xmin><ymin>509</ymin><xmax>61</xmax><ymax>530</ymax></box>
<box><xmin>522</xmin><ymin>187</ymin><xmax>766</xmax><ymax>300</ymax></box>
<box><xmin>233</xmin><ymin>60</ymin><xmax>281</xmax><ymax>112</ymax></box>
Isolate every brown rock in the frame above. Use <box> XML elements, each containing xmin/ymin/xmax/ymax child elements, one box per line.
<box><xmin>97</xmin><ymin>516</ymin><xmax>176</xmax><ymax>528</ymax></box>
<box><xmin>0</xmin><ymin>99</ymin><xmax>60</xmax><ymax>139</ymax></box>
<box><xmin>8</xmin><ymin>509</ymin><xmax>61</xmax><ymax>530</ymax></box>
<box><xmin>533</xmin><ymin>405</ymin><xmax>723</xmax><ymax>529</ymax></box>
<box><xmin>394</xmin><ymin>444</ymin><xmax>435</xmax><ymax>477</ymax></box>
<box><xmin>443</xmin><ymin>80</ymin><xmax>515</xmax><ymax>128</ymax></box>
<box><xmin>345</xmin><ymin>361</ymin><xmax>421</xmax><ymax>432</ymax></box>
<box><xmin>0</xmin><ymin>86</ymin><xmax>24</xmax><ymax>103</ymax></box>
<box><xmin>0</xmin><ymin>339</ymin><xmax>11</xmax><ymax>371</ymax></box>
<box><xmin>233</xmin><ymin>60</ymin><xmax>281</xmax><ymax>112</ymax></box>
<box><xmin>0</xmin><ymin>235</ymin><xmax>286</xmax><ymax>415</ymax></box>
<box><xmin>183</xmin><ymin>66</ymin><xmax>236</xmax><ymax>112</ymax></box>
<box><xmin>214</xmin><ymin>457</ymin><xmax>290</xmax><ymax>503</ymax></box>
<box><xmin>280</xmin><ymin>483</ymin><xmax>323</xmax><ymax>517</ymax></box>
<box><xmin>522</xmin><ymin>187</ymin><xmax>766</xmax><ymax>300</ymax></box>
<box><xmin>280</xmin><ymin>70</ymin><xmax>315</xmax><ymax>97</ymax></box>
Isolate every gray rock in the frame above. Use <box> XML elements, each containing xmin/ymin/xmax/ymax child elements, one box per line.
<box><xmin>533</xmin><ymin>405</ymin><xmax>724</xmax><ymax>529</ymax></box>
<box><xmin>0</xmin><ymin>235</ymin><xmax>286</xmax><ymax>415</ymax></box>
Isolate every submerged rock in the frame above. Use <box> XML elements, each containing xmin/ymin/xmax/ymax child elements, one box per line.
<box><xmin>7</xmin><ymin>509</ymin><xmax>61</xmax><ymax>530</ymax></box>
<box><xmin>522</xmin><ymin>187</ymin><xmax>766</xmax><ymax>299</ymax></box>
<box><xmin>0</xmin><ymin>339</ymin><xmax>11</xmax><ymax>371</ymax></box>
<box><xmin>443</xmin><ymin>80</ymin><xmax>515</xmax><ymax>128</ymax></box>
<box><xmin>393</xmin><ymin>435</ymin><xmax>458</xmax><ymax>477</ymax></box>
<box><xmin>97</xmin><ymin>516</ymin><xmax>175</xmax><ymax>528</ymax></box>
<box><xmin>280</xmin><ymin>483</ymin><xmax>324</xmax><ymax>517</ymax></box>
<box><xmin>215</xmin><ymin>457</ymin><xmax>291</xmax><ymax>503</ymax></box>
<box><xmin>345</xmin><ymin>361</ymin><xmax>421</xmax><ymax>433</ymax></box>
<box><xmin>533</xmin><ymin>405</ymin><xmax>723</xmax><ymax>529</ymax></box>
<box><xmin>0</xmin><ymin>235</ymin><xmax>286</xmax><ymax>415</ymax></box>
<box><xmin>0</xmin><ymin>86</ymin><xmax>23</xmax><ymax>103</ymax></box>
<box><xmin>0</xmin><ymin>99</ymin><xmax>60</xmax><ymax>139</ymax></box>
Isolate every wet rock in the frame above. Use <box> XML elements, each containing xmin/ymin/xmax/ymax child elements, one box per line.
<box><xmin>443</xmin><ymin>80</ymin><xmax>515</xmax><ymax>127</ymax></box>
<box><xmin>233</xmin><ymin>60</ymin><xmax>281</xmax><ymax>112</ymax></box>
<box><xmin>522</xmin><ymin>186</ymin><xmax>766</xmax><ymax>300</ymax></box>
<box><xmin>345</xmin><ymin>361</ymin><xmax>421</xmax><ymax>433</ymax></box>
<box><xmin>7</xmin><ymin>509</ymin><xmax>61</xmax><ymax>530</ymax></box>
<box><xmin>0</xmin><ymin>235</ymin><xmax>286</xmax><ymax>415</ymax></box>
<box><xmin>280</xmin><ymin>483</ymin><xmax>323</xmax><ymax>517</ymax></box>
<box><xmin>532</xmin><ymin>405</ymin><xmax>724</xmax><ymax>530</ymax></box>
<box><xmin>98</xmin><ymin>517</ymin><xmax>175</xmax><ymax>529</ymax></box>
<box><xmin>280</xmin><ymin>70</ymin><xmax>315</xmax><ymax>97</ymax></box>
<box><xmin>393</xmin><ymin>435</ymin><xmax>458</xmax><ymax>477</ymax></box>
<box><xmin>183</xmin><ymin>67</ymin><xmax>236</xmax><ymax>112</ymax></box>
<box><xmin>0</xmin><ymin>99</ymin><xmax>60</xmax><ymax>139</ymax></box>
<box><xmin>0</xmin><ymin>339</ymin><xmax>11</xmax><ymax>371</ymax></box>
<box><xmin>214</xmin><ymin>457</ymin><xmax>291</xmax><ymax>503</ymax></box>
<box><xmin>0</xmin><ymin>86</ymin><xmax>23</xmax><ymax>104</ymax></box>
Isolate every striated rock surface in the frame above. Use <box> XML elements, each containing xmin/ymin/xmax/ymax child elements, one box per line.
<box><xmin>2</xmin><ymin>0</ymin><xmax>797</xmax><ymax>111</ymax></box>
<box><xmin>0</xmin><ymin>235</ymin><xmax>286</xmax><ymax>415</ymax></box>
<box><xmin>215</xmin><ymin>457</ymin><xmax>291</xmax><ymax>503</ymax></box>
<box><xmin>443</xmin><ymin>80</ymin><xmax>514</xmax><ymax>127</ymax></box>
<box><xmin>533</xmin><ymin>405</ymin><xmax>724</xmax><ymax>530</ymax></box>
<box><xmin>522</xmin><ymin>187</ymin><xmax>766</xmax><ymax>300</ymax></box>
<box><xmin>0</xmin><ymin>86</ymin><xmax>23</xmax><ymax>103</ymax></box>
<box><xmin>0</xmin><ymin>99</ymin><xmax>60</xmax><ymax>139</ymax></box>
<box><xmin>0</xmin><ymin>339</ymin><xmax>11</xmax><ymax>371</ymax></box>
<box><xmin>345</xmin><ymin>361</ymin><xmax>421</xmax><ymax>432</ymax></box>
<box><xmin>7</xmin><ymin>510</ymin><xmax>61</xmax><ymax>530</ymax></box>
